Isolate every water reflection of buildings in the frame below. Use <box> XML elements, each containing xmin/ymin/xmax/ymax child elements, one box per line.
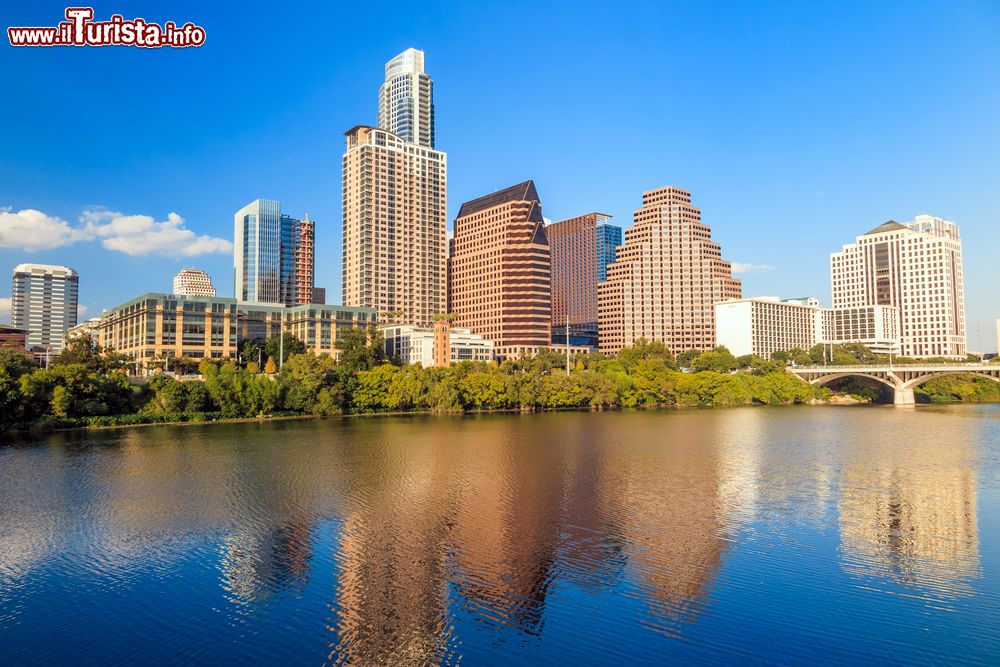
<box><xmin>839</xmin><ymin>422</ymin><xmax>980</xmax><ymax>598</ymax></box>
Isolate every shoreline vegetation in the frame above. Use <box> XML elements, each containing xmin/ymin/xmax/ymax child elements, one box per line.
<box><xmin>2</xmin><ymin>330</ymin><xmax>999</xmax><ymax>434</ymax></box>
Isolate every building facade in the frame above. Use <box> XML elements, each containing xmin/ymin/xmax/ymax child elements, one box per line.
<box><xmin>0</xmin><ymin>324</ymin><xmax>28</xmax><ymax>353</ymax></box>
<box><xmin>449</xmin><ymin>181</ymin><xmax>553</xmax><ymax>359</ymax></box>
<box><xmin>11</xmin><ymin>263</ymin><xmax>79</xmax><ymax>354</ymax></box>
<box><xmin>714</xmin><ymin>298</ymin><xmax>819</xmax><ymax>359</ymax></box>
<box><xmin>97</xmin><ymin>293</ymin><xmax>374</xmax><ymax>367</ymax></box>
<box><xmin>234</xmin><ymin>198</ymin><xmax>314</xmax><ymax>306</ymax></box>
<box><xmin>341</xmin><ymin>125</ymin><xmax>447</xmax><ymax>326</ymax></box>
<box><xmin>715</xmin><ymin>297</ymin><xmax>902</xmax><ymax>358</ymax></box>
<box><xmin>831</xmin><ymin>216</ymin><xmax>966</xmax><ymax>358</ymax></box>
<box><xmin>377</xmin><ymin>48</ymin><xmax>435</xmax><ymax>148</ymax></box>
<box><xmin>382</xmin><ymin>323</ymin><xmax>494</xmax><ymax>367</ymax></box>
<box><xmin>172</xmin><ymin>268</ymin><xmax>217</xmax><ymax>297</ymax></box>
<box><xmin>548</xmin><ymin>213</ymin><xmax>621</xmax><ymax>347</ymax></box>
<box><xmin>598</xmin><ymin>187</ymin><xmax>741</xmax><ymax>354</ymax></box>
<box><xmin>819</xmin><ymin>305</ymin><xmax>900</xmax><ymax>355</ymax></box>
<box><xmin>66</xmin><ymin>316</ymin><xmax>103</xmax><ymax>344</ymax></box>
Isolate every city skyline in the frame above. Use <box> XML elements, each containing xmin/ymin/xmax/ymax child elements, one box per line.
<box><xmin>1</xmin><ymin>2</ymin><xmax>998</xmax><ymax>349</ymax></box>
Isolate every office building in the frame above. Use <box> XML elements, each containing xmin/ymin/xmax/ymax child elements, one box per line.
<box><xmin>234</xmin><ymin>198</ymin><xmax>314</xmax><ymax>306</ymax></box>
<box><xmin>342</xmin><ymin>125</ymin><xmax>447</xmax><ymax>325</ymax></box>
<box><xmin>172</xmin><ymin>268</ymin><xmax>217</xmax><ymax>297</ymax></box>
<box><xmin>11</xmin><ymin>263</ymin><xmax>79</xmax><ymax>354</ymax></box>
<box><xmin>549</xmin><ymin>213</ymin><xmax>622</xmax><ymax>347</ymax></box>
<box><xmin>831</xmin><ymin>216</ymin><xmax>966</xmax><ymax>357</ymax></box>
<box><xmin>715</xmin><ymin>297</ymin><xmax>902</xmax><ymax>359</ymax></box>
<box><xmin>598</xmin><ymin>187</ymin><xmax>741</xmax><ymax>354</ymax></box>
<box><xmin>715</xmin><ymin>297</ymin><xmax>820</xmax><ymax>359</ymax></box>
<box><xmin>377</xmin><ymin>48</ymin><xmax>435</xmax><ymax>148</ymax></box>
<box><xmin>97</xmin><ymin>292</ymin><xmax>374</xmax><ymax>367</ymax></box>
<box><xmin>819</xmin><ymin>305</ymin><xmax>900</xmax><ymax>355</ymax></box>
<box><xmin>449</xmin><ymin>181</ymin><xmax>553</xmax><ymax>359</ymax></box>
<box><xmin>381</xmin><ymin>322</ymin><xmax>494</xmax><ymax>367</ymax></box>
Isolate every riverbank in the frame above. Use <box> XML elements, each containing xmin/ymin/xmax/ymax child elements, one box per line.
<box><xmin>14</xmin><ymin>390</ymin><xmax>999</xmax><ymax>436</ymax></box>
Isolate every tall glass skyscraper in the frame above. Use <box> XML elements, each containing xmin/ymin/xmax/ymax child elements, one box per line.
<box><xmin>11</xmin><ymin>263</ymin><xmax>79</xmax><ymax>354</ymax></box>
<box><xmin>377</xmin><ymin>48</ymin><xmax>435</xmax><ymax>148</ymax></box>
<box><xmin>234</xmin><ymin>199</ymin><xmax>314</xmax><ymax>306</ymax></box>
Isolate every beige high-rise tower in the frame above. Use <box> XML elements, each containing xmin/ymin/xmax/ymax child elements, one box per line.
<box><xmin>598</xmin><ymin>186</ymin><xmax>741</xmax><ymax>354</ymax></box>
<box><xmin>341</xmin><ymin>50</ymin><xmax>447</xmax><ymax>325</ymax></box>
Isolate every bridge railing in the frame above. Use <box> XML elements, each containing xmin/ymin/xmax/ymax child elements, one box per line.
<box><xmin>791</xmin><ymin>363</ymin><xmax>998</xmax><ymax>370</ymax></box>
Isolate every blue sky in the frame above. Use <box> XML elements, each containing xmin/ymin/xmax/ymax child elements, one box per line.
<box><xmin>1</xmin><ymin>0</ymin><xmax>998</xmax><ymax>350</ymax></box>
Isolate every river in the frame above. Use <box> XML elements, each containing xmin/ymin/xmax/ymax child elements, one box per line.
<box><xmin>2</xmin><ymin>405</ymin><xmax>999</xmax><ymax>665</ymax></box>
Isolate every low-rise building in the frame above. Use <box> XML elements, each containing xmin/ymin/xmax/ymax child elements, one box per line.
<box><xmin>0</xmin><ymin>324</ymin><xmax>29</xmax><ymax>353</ymax></box>
<box><xmin>818</xmin><ymin>305</ymin><xmax>900</xmax><ymax>355</ymax></box>
<box><xmin>66</xmin><ymin>317</ymin><xmax>103</xmax><ymax>344</ymax></box>
<box><xmin>96</xmin><ymin>292</ymin><xmax>374</xmax><ymax>367</ymax></box>
<box><xmin>382</xmin><ymin>322</ymin><xmax>493</xmax><ymax>367</ymax></box>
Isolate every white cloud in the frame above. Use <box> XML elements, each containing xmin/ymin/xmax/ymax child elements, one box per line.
<box><xmin>0</xmin><ymin>208</ymin><xmax>87</xmax><ymax>251</ymax></box>
<box><xmin>0</xmin><ymin>297</ymin><xmax>10</xmax><ymax>323</ymax></box>
<box><xmin>0</xmin><ymin>206</ymin><xmax>231</xmax><ymax>257</ymax></box>
<box><xmin>77</xmin><ymin>305</ymin><xmax>88</xmax><ymax>317</ymax></box>
<box><xmin>81</xmin><ymin>210</ymin><xmax>233</xmax><ymax>257</ymax></box>
<box><xmin>731</xmin><ymin>262</ymin><xmax>775</xmax><ymax>275</ymax></box>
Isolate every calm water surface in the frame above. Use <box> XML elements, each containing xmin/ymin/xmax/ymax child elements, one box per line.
<box><xmin>2</xmin><ymin>405</ymin><xmax>1000</xmax><ymax>665</ymax></box>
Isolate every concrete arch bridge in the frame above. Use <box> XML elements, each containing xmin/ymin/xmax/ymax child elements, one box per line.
<box><xmin>788</xmin><ymin>364</ymin><xmax>1000</xmax><ymax>405</ymax></box>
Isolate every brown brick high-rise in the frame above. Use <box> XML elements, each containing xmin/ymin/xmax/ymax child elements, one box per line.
<box><xmin>449</xmin><ymin>181</ymin><xmax>552</xmax><ymax>358</ymax></box>
<box><xmin>598</xmin><ymin>186</ymin><xmax>741</xmax><ymax>354</ymax></box>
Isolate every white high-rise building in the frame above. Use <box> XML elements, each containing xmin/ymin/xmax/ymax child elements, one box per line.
<box><xmin>377</xmin><ymin>48</ymin><xmax>435</xmax><ymax>148</ymax></box>
<box><xmin>172</xmin><ymin>268</ymin><xmax>216</xmax><ymax>297</ymax></box>
<box><xmin>11</xmin><ymin>263</ymin><xmax>79</xmax><ymax>354</ymax></box>
<box><xmin>342</xmin><ymin>49</ymin><xmax>447</xmax><ymax>326</ymax></box>
<box><xmin>831</xmin><ymin>216</ymin><xmax>966</xmax><ymax>358</ymax></box>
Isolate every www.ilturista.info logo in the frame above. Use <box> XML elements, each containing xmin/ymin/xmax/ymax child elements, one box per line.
<box><xmin>7</xmin><ymin>7</ymin><xmax>205</xmax><ymax>48</ymax></box>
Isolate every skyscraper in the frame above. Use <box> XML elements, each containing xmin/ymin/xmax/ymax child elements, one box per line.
<box><xmin>342</xmin><ymin>50</ymin><xmax>446</xmax><ymax>326</ymax></box>
<box><xmin>449</xmin><ymin>181</ymin><xmax>552</xmax><ymax>358</ymax></box>
<box><xmin>598</xmin><ymin>186</ymin><xmax>742</xmax><ymax>354</ymax></box>
<box><xmin>548</xmin><ymin>212</ymin><xmax>622</xmax><ymax>347</ymax></box>
<box><xmin>11</xmin><ymin>263</ymin><xmax>79</xmax><ymax>354</ymax></box>
<box><xmin>234</xmin><ymin>198</ymin><xmax>314</xmax><ymax>306</ymax></box>
<box><xmin>172</xmin><ymin>268</ymin><xmax>216</xmax><ymax>297</ymax></box>
<box><xmin>377</xmin><ymin>48</ymin><xmax>435</xmax><ymax>148</ymax></box>
<box><xmin>830</xmin><ymin>215</ymin><xmax>966</xmax><ymax>357</ymax></box>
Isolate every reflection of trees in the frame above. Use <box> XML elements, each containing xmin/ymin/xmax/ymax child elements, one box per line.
<box><xmin>839</xmin><ymin>425</ymin><xmax>979</xmax><ymax>598</ymax></box>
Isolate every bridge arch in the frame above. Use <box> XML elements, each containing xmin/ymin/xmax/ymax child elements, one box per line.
<box><xmin>805</xmin><ymin>372</ymin><xmax>899</xmax><ymax>391</ymax></box>
<box><xmin>899</xmin><ymin>370</ymin><xmax>1000</xmax><ymax>391</ymax></box>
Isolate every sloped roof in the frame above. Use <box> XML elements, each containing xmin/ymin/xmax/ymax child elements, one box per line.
<box><xmin>864</xmin><ymin>220</ymin><xmax>909</xmax><ymax>235</ymax></box>
<box><xmin>457</xmin><ymin>180</ymin><xmax>540</xmax><ymax>218</ymax></box>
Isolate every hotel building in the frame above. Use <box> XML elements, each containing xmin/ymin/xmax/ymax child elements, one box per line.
<box><xmin>598</xmin><ymin>187</ymin><xmax>741</xmax><ymax>354</ymax></box>
<box><xmin>234</xmin><ymin>198</ymin><xmax>314</xmax><ymax>306</ymax></box>
<box><xmin>11</xmin><ymin>263</ymin><xmax>79</xmax><ymax>354</ymax></box>
<box><xmin>548</xmin><ymin>213</ymin><xmax>622</xmax><ymax>347</ymax></box>
<box><xmin>381</xmin><ymin>321</ymin><xmax>493</xmax><ymax>367</ymax></box>
<box><xmin>97</xmin><ymin>292</ymin><xmax>373</xmax><ymax>366</ymax></box>
<box><xmin>831</xmin><ymin>216</ymin><xmax>966</xmax><ymax>358</ymax></box>
<box><xmin>172</xmin><ymin>268</ymin><xmax>217</xmax><ymax>297</ymax></box>
<box><xmin>449</xmin><ymin>181</ymin><xmax>553</xmax><ymax>359</ymax></box>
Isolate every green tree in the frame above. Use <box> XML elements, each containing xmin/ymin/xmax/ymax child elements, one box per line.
<box><xmin>691</xmin><ymin>346</ymin><xmax>738</xmax><ymax>373</ymax></box>
<box><xmin>265</xmin><ymin>334</ymin><xmax>306</xmax><ymax>366</ymax></box>
<box><xmin>618</xmin><ymin>338</ymin><xmax>675</xmax><ymax>372</ymax></box>
<box><xmin>336</xmin><ymin>325</ymin><xmax>387</xmax><ymax>372</ymax></box>
<box><xmin>676</xmin><ymin>348</ymin><xmax>701</xmax><ymax>369</ymax></box>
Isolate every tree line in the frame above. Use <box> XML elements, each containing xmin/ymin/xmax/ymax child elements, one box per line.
<box><xmin>2</xmin><ymin>330</ymin><xmax>997</xmax><ymax>431</ymax></box>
